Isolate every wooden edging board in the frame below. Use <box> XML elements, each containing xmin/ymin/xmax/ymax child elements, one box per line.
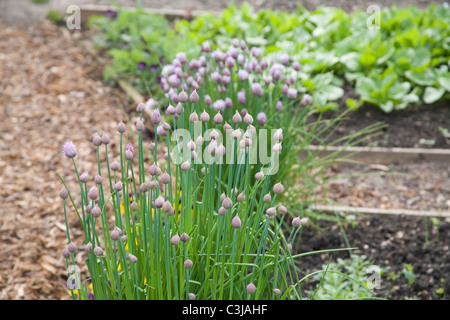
<box><xmin>310</xmin><ymin>204</ymin><xmax>450</xmax><ymax>219</ymax></box>
<box><xmin>79</xmin><ymin>4</ymin><xmax>220</xmax><ymax>24</ymax></box>
<box><xmin>302</xmin><ymin>145</ymin><xmax>450</xmax><ymax>164</ymax></box>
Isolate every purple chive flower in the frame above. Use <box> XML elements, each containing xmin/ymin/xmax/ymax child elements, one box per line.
<box><xmin>276</xmin><ymin>100</ymin><xmax>283</xmax><ymax>111</ymax></box>
<box><xmin>125</xmin><ymin>143</ymin><xmax>134</xmax><ymax>155</ymax></box>
<box><xmin>225</xmin><ymin>97</ymin><xmax>233</xmax><ymax>109</ymax></box>
<box><xmin>292</xmin><ymin>61</ymin><xmax>301</xmax><ymax>71</ymax></box>
<box><xmin>232</xmin><ymin>38</ymin><xmax>239</xmax><ymax>47</ymax></box>
<box><xmin>238</xmin><ymin>69</ymin><xmax>249</xmax><ymax>82</ymax></box>
<box><xmin>287</xmin><ymin>88</ymin><xmax>298</xmax><ymax>99</ymax></box>
<box><xmin>62</xmin><ymin>141</ymin><xmax>77</xmax><ymax>158</ymax></box>
<box><xmin>88</xmin><ymin>293</ymin><xmax>95</xmax><ymax>300</ymax></box>
<box><xmin>176</xmin><ymin>52</ymin><xmax>187</xmax><ymax>64</ymax></box>
<box><xmin>211</xmin><ymin>71</ymin><xmax>222</xmax><ymax>83</ymax></box>
<box><xmin>282</xmin><ymin>84</ymin><xmax>288</xmax><ymax>95</ymax></box>
<box><xmin>137</xmin><ymin>61</ymin><xmax>146</xmax><ymax>71</ymax></box>
<box><xmin>204</xmin><ymin>94</ymin><xmax>212</xmax><ymax>106</ymax></box>
<box><xmin>213</xmin><ymin>99</ymin><xmax>226</xmax><ymax>111</ymax></box>
<box><xmin>157</xmin><ymin>125</ymin><xmax>166</xmax><ymax>136</ymax></box>
<box><xmin>201</xmin><ymin>41</ymin><xmax>211</xmax><ymax>53</ymax></box>
<box><xmin>225</xmin><ymin>56</ymin><xmax>235</xmax><ymax>68</ymax></box>
<box><xmin>280</xmin><ymin>53</ymin><xmax>290</xmax><ymax>66</ymax></box>
<box><xmin>257</xmin><ymin>112</ymin><xmax>267</xmax><ymax>125</ymax></box>
<box><xmin>105</xmin><ymin>9</ymin><xmax>117</xmax><ymax>19</ymax></box>
<box><xmin>168</xmin><ymin>74</ymin><xmax>180</xmax><ymax>87</ymax></box>
<box><xmin>149</xmin><ymin>64</ymin><xmax>159</xmax><ymax>73</ymax></box>
<box><xmin>251</xmin><ymin>47</ymin><xmax>262</xmax><ymax>58</ymax></box>
<box><xmin>301</xmin><ymin>93</ymin><xmax>313</xmax><ymax>106</ymax></box>
<box><xmin>251</xmin><ymin>83</ymin><xmax>264</xmax><ymax>97</ymax></box>
<box><xmin>237</xmin><ymin>90</ymin><xmax>246</xmax><ymax>104</ymax></box>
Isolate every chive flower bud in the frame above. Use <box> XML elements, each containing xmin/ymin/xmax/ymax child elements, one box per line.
<box><xmin>223</xmin><ymin>122</ymin><xmax>232</xmax><ymax>132</ymax></box>
<box><xmin>162</xmin><ymin>201</ymin><xmax>173</xmax><ymax>213</ymax></box>
<box><xmin>129</xmin><ymin>254</ymin><xmax>138</xmax><ymax>263</ymax></box>
<box><xmin>273</xmin><ymin>129</ymin><xmax>283</xmax><ymax>141</ymax></box>
<box><xmin>232</xmin><ymin>215</ymin><xmax>241</xmax><ymax>228</ymax></box>
<box><xmin>189</xmin><ymin>111</ymin><xmax>199</xmax><ymax>123</ymax></box>
<box><xmin>278</xmin><ymin>204</ymin><xmax>287</xmax><ymax>215</ymax></box>
<box><xmin>170</xmin><ymin>234</ymin><xmax>180</xmax><ymax>246</ymax></box>
<box><xmin>275</xmin><ymin>100</ymin><xmax>283</xmax><ymax>111</ymax></box>
<box><xmin>166</xmin><ymin>104</ymin><xmax>176</xmax><ymax>115</ymax></box>
<box><xmin>196</xmin><ymin>135</ymin><xmax>204</xmax><ymax>146</ymax></box>
<box><xmin>292</xmin><ymin>217</ymin><xmax>302</xmax><ymax>228</ymax></box>
<box><xmin>111</xmin><ymin>227</ymin><xmax>121</xmax><ymax>241</ymax></box>
<box><xmin>151</xmin><ymin>108</ymin><xmax>161</xmax><ymax>125</ymax></box>
<box><xmin>68</xmin><ymin>242</ymin><xmax>77</xmax><ymax>253</ymax></box>
<box><xmin>246</xmin><ymin>283</ymin><xmax>256</xmax><ymax>294</ymax></box>
<box><xmin>130</xmin><ymin>201</ymin><xmax>139</xmax><ymax>211</ymax></box>
<box><xmin>190</xmin><ymin>89</ymin><xmax>199</xmax><ymax>103</ymax></box>
<box><xmin>209</xmin><ymin>129</ymin><xmax>220</xmax><ymax>140</ymax></box>
<box><xmin>273</xmin><ymin>143</ymin><xmax>282</xmax><ymax>153</ymax></box>
<box><xmin>160</xmin><ymin>171</ymin><xmax>170</xmax><ymax>185</ymax></box>
<box><xmin>178</xmin><ymin>91</ymin><xmax>188</xmax><ymax>103</ymax></box>
<box><xmin>280</xmin><ymin>54</ymin><xmax>290</xmax><ymax>66</ymax></box>
<box><xmin>94</xmin><ymin>246</ymin><xmax>104</xmax><ymax>257</ymax></box>
<box><xmin>136</xmin><ymin>119</ymin><xmax>145</xmax><ymax>131</ymax></box>
<box><xmin>189</xmin><ymin>293</ymin><xmax>196</xmax><ymax>300</ymax></box>
<box><xmin>216</xmin><ymin>144</ymin><xmax>226</xmax><ymax>157</ymax></box>
<box><xmin>243</xmin><ymin>113</ymin><xmax>253</xmax><ymax>125</ymax></box>
<box><xmin>300</xmin><ymin>217</ymin><xmax>309</xmax><ymax>225</ymax></box>
<box><xmin>101</xmin><ymin>134</ymin><xmax>110</xmax><ymax>145</ymax></box>
<box><xmin>110</xmin><ymin>160</ymin><xmax>120</xmax><ymax>171</ymax></box>
<box><xmin>184</xmin><ymin>259</ymin><xmax>193</xmax><ymax>269</ymax></box>
<box><xmin>204</xmin><ymin>95</ymin><xmax>212</xmax><ymax>105</ymax></box>
<box><xmin>79</xmin><ymin>171</ymin><xmax>89</xmax><ymax>183</ymax></box>
<box><xmin>88</xmin><ymin>186</ymin><xmax>98</xmax><ymax>200</ymax></box>
<box><xmin>59</xmin><ymin>188</ymin><xmax>69</xmax><ymax>199</ymax></box>
<box><xmin>175</xmin><ymin>103</ymin><xmax>183</xmax><ymax>115</ymax></box>
<box><xmin>181</xmin><ymin>161</ymin><xmax>190</xmax><ymax>171</ymax></box>
<box><xmin>213</xmin><ymin>112</ymin><xmax>223</xmax><ymax>124</ymax></box>
<box><xmin>154</xmin><ymin>196</ymin><xmax>164</xmax><ymax>209</ymax></box>
<box><xmin>222</xmin><ymin>197</ymin><xmax>233</xmax><ymax>209</ymax></box>
<box><xmin>85</xmin><ymin>242</ymin><xmax>93</xmax><ymax>253</ymax></box>
<box><xmin>273</xmin><ymin>288</ymin><xmax>281</xmax><ymax>296</ymax></box>
<box><xmin>218</xmin><ymin>206</ymin><xmax>226</xmax><ymax>216</ymax></box>
<box><xmin>266</xmin><ymin>207</ymin><xmax>276</xmax><ymax>217</ymax></box>
<box><xmin>237</xmin><ymin>90</ymin><xmax>246</xmax><ymax>104</ymax></box>
<box><xmin>200</xmin><ymin>110</ymin><xmax>210</xmax><ymax>122</ymax></box>
<box><xmin>117</xmin><ymin>121</ymin><xmax>126</xmax><ymax>133</ymax></box>
<box><xmin>91</xmin><ymin>205</ymin><xmax>101</xmax><ymax>217</ymax></box>
<box><xmin>121</xmin><ymin>235</ymin><xmax>128</xmax><ymax>242</ymax></box>
<box><xmin>273</xmin><ymin>182</ymin><xmax>284</xmax><ymax>194</ymax></box>
<box><xmin>232</xmin><ymin>111</ymin><xmax>242</xmax><ymax>125</ymax></box>
<box><xmin>136</xmin><ymin>102</ymin><xmax>145</xmax><ymax>113</ymax></box>
<box><xmin>113</xmin><ymin>182</ymin><xmax>123</xmax><ymax>192</ymax></box>
<box><xmin>94</xmin><ymin>174</ymin><xmax>103</xmax><ymax>184</ymax></box>
<box><xmin>256</xmin><ymin>112</ymin><xmax>267</xmax><ymax>125</ymax></box>
<box><xmin>148</xmin><ymin>163</ymin><xmax>161</xmax><ymax>176</ymax></box>
<box><xmin>62</xmin><ymin>247</ymin><xmax>71</xmax><ymax>258</ymax></box>
<box><xmin>237</xmin><ymin>192</ymin><xmax>245</xmax><ymax>203</ymax></box>
<box><xmin>263</xmin><ymin>193</ymin><xmax>271</xmax><ymax>203</ymax></box>
<box><xmin>62</xmin><ymin>141</ymin><xmax>77</xmax><ymax>158</ymax></box>
<box><xmin>180</xmin><ymin>233</ymin><xmax>190</xmax><ymax>242</ymax></box>
<box><xmin>85</xmin><ymin>204</ymin><xmax>93</xmax><ymax>214</ymax></box>
<box><xmin>92</xmin><ymin>135</ymin><xmax>102</xmax><ymax>147</ymax></box>
<box><xmin>287</xmin><ymin>88</ymin><xmax>298</xmax><ymax>99</ymax></box>
<box><xmin>254</xmin><ymin>172</ymin><xmax>264</xmax><ymax>180</ymax></box>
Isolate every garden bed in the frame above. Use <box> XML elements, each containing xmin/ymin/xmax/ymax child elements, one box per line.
<box><xmin>297</xmin><ymin>213</ymin><xmax>450</xmax><ymax>300</ymax></box>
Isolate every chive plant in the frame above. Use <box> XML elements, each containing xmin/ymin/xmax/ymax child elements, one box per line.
<box><xmin>58</xmin><ymin>92</ymin><xmax>317</xmax><ymax>300</ymax></box>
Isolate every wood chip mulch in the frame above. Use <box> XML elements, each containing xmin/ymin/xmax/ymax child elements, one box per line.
<box><xmin>0</xmin><ymin>20</ymin><xmax>131</xmax><ymax>300</ymax></box>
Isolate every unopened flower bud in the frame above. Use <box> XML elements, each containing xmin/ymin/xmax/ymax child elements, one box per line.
<box><xmin>129</xmin><ymin>254</ymin><xmax>138</xmax><ymax>263</ymax></box>
<box><xmin>136</xmin><ymin>102</ymin><xmax>145</xmax><ymax>113</ymax></box>
<box><xmin>160</xmin><ymin>172</ymin><xmax>170</xmax><ymax>185</ymax></box>
<box><xmin>59</xmin><ymin>188</ymin><xmax>69</xmax><ymax>199</ymax></box>
<box><xmin>223</xmin><ymin>122</ymin><xmax>232</xmax><ymax>132</ymax></box>
<box><xmin>300</xmin><ymin>217</ymin><xmax>309</xmax><ymax>225</ymax></box>
<box><xmin>101</xmin><ymin>134</ymin><xmax>110</xmax><ymax>145</ymax></box>
<box><xmin>91</xmin><ymin>205</ymin><xmax>101</xmax><ymax>218</ymax></box>
<box><xmin>237</xmin><ymin>192</ymin><xmax>245</xmax><ymax>203</ymax></box>
<box><xmin>85</xmin><ymin>242</ymin><xmax>93</xmax><ymax>253</ymax></box>
<box><xmin>68</xmin><ymin>242</ymin><xmax>77</xmax><ymax>253</ymax></box>
<box><xmin>62</xmin><ymin>141</ymin><xmax>77</xmax><ymax>158</ymax></box>
<box><xmin>117</xmin><ymin>121</ymin><xmax>126</xmax><ymax>133</ymax></box>
<box><xmin>178</xmin><ymin>91</ymin><xmax>188</xmax><ymax>103</ymax></box>
<box><xmin>273</xmin><ymin>288</ymin><xmax>281</xmax><ymax>296</ymax></box>
<box><xmin>94</xmin><ymin>174</ymin><xmax>103</xmax><ymax>184</ymax></box>
<box><xmin>273</xmin><ymin>182</ymin><xmax>284</xmax><ymax>194</ymax></box>
<box><xmin>213</xmin><ymin>112</ymin><xmax>223</xmax><ymax>124</ymax></box>
<box><xmin>62</xmin><ymin>247</ymin><xmax>71</xmax><ymax>258</ymax></box>
<box><xmin>110</xmin><ymin>160</ymin><xmax>120</xmax><ymax>171</ymax></box>
<box><xmin>162</xmin><ymin>201</ymin><xmax>173</xmax><ymax>213</ymax></box>
<box><xmin>136</xmin><ymin>119</ymin><xmax>145</xmax><ymax>131</ymax></box>
<box><xmin>190</xmin><ymin>89</ymin><xmax>199</xmax><ymax>103</ymax></box>
<box><xmin>246</xmin><ymin>283</ymin><xmax>256</xmax><ymax>294</ymax></box>
<box><xmin>130</xmin><ymin>201</ymin><xmax>139</xmax><ymax>211</ymax></box>
<box><xmin>121</xmin><ymin>235</ymin><xmax>128</xmax><ymax>242</ymax></box>
<box><xmin>189</xmin><ymin>111</ymin><xmax>199</xmax><ymax>123</ymax></box>
<box><xmin>232</xmin><ymin>111</ymin><xmax>242</xmax><ymax>124</ymax></box>
<box><xmin>148</xmin><ymin>163</ymin><xmax>161</xmax><ymax>176</ymax></box>
<box><xmin>263</xmin><ymin>193</ymin><xmax>271</xmax><ymax>203</ymax></box>
<box><xmin>111</xmin><ymin>227</ymin><xmax>121</xmax><ymax>241</ymax></box>
<box><xmin>200</xmin><ymin>110</ymin><xmax>210</xmax><ymax>122</ymax></box>
<box><xmin>184</xmin><ymin>259</ymin><xmax>193</xmax><ymax>269</ymax></box>
<box><xmin>232</xmin><ymin>215</ymin><xmax>241</xmax><ymax>228</ymax></box>
<box><xmin>170</xmin><ymin>234</ymin><xmax>180</xmax><ymax>246</ymax></box>
<box><xmin>275</xmin><ymin>100</ymin><xmax>283</xmax><ymax>111</ymax></box>
<box><xmin>94</xmin><ymin>246</ymin><xmax>104</xmax><ymax>257</ymax></box>
<box><xmin>273</xmin><ymin>129</ymin><xmax>283</xmax><ymax>141</ymax></box>
<box><xmin>181</xmin><ymin>161</ymin><xmax>190</xmax><ymax>171</ymax></box>
<box><xmin>222</xmin><ymin>197</ymin><xmax>233</xmax><ymax>209</ymax></box>
<box><xmin>151</xmin><ymin>108</ymin><xmax>161</xmax><ymax>125</ymax></box>
<box><xmin>180</xmin><ymin>233</ymin><xmax>190</xmax><ymax>242</ymax></box>
<box><xmin>278</xmin><ymin>204</ymin><xmax>287</xmax><ymax>215</ymax></box>
<box><xmin>292</xmin><ymin>217</ymin><xmax>302</xmax><ymax>228</ymax></box>
<box><xmin>273</xmin><ymin>143</ymin><xmax>282</xmax><ymax>153</ymax></box>
<box><xmin>218</xmin><ymin>206</ymin><xmax>226</xmax><ymax>216</ymax></box>
<box><xmin>92</xmin><ymin>135</ymin><xmax>102</xmax><ymax>147</ymax></box>
<box><xmin>88</xmin><ymin>186</ymin><xmax>98</xmax><ymax>200</ymax></box>
<box><xmin>188</xmin><ymin>293</ymin><xmax>196</xmax><ymax>300</ymax></box>
<box><xmin>79</xmin><ymin>171</ymin><xmax>89</xmax><ymax>183</ymax></box>
<box><xmin>125</xmin><ymin>150</ymin><xmax>133</xmax><ymax>160</ymax></box>
<box><xmin>113</xmin><ymin>182</ymin><xmax>123</xmax><ymax>192</ymax></box>
<box><xmin>154</xmin><ymin>196</ymin><xmax>164</xmax><ymax>208</ymax></box>
<box><xmin>255</xmin><ymin>172</ymin><xmax>264</xmax><ymax>180</ymax></box>
<box><xmin>266</xmin><ymin>207</ymin><xmax>276</xmax><ymax>217</ymax></box>
<box><xmin>243</xmin><ymin>113</ymin><xmax>253</xmax><ymax>125</ymax></box>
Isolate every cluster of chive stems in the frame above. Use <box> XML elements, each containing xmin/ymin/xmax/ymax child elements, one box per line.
<box><xmin>59</xmin><ymin>83</ymin><xmax>309</xmax><ymax>300</ymax></box>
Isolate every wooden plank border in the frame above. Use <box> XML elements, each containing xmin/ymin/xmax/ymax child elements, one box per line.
<box><xmin>310</xmin><ymin>204</ymin><xmax>450</xmax><ymax>219</ymax></box>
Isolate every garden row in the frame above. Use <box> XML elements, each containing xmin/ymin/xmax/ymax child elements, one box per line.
<box><xmin>87</xmin><ymin>2</ymin><xmax>450</xmax><ymax>113</ymax></box>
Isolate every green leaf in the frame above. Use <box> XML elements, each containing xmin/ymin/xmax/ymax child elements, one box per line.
<box><xmin>324</xmin><ymin>85</ymin><xmax>344</xmax><ymax>101</ymax></box>
<box><xmin>438</xmin><ymin>74</ymin><xmax>450</xmax><ymax>92</ymax></box>
<box><xmin>404</xmin><ymin>69</ymin><xmax>435</xmax><ymax>86</ymax></box>
<box><xmin>379</xmin><ymin>100</ymin><xmax>394</xmax><ymax>113</ymax></box>
<box><xmin>423</xmin><ymin>87</ymin><xmax>445</xmax><ymax>104</ymax></box>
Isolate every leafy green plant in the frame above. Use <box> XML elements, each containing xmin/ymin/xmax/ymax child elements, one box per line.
<box><xmin>401</xmin><ymin>264</ymin><xmax>417</xmax><ymax>287</ymax></box>
<box><xmin>306</xmin><ymin>255</ymin><xmax>382</xmax><ymax>300</ymax></box>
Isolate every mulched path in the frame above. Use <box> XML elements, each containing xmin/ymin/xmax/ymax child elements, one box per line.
<box><xmin>0</xmin><ymin>21</ymin><xmax>129</xmax><ymax>299</ymax></box>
